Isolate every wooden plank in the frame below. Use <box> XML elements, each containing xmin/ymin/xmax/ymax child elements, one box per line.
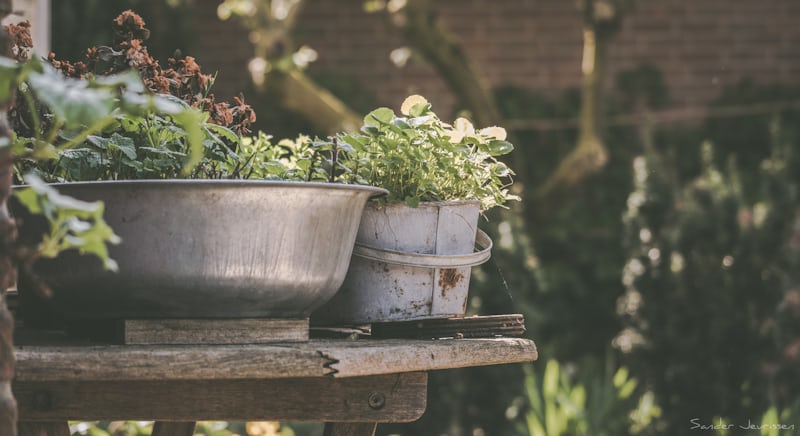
<box><xmin>121</xmin><ymin>318</ymin><xmax>309</xmax><ymax>345</ymax></box>
<box><xmin>372</xmin><ymin>314</ymin><xmax>526</xmax><ymax>339</ymax></box>
<box><xmin>18</xmin><ymin>421</ymin><xmax>70</xmax><ymax>436</ymax></box>
<box><xmin>14</xmin><ymin>338</ymin><xmax>537</xmax><ymax>382</ymax></box>
<box><xmin>323</xmin><ymin>422</ymin><xmax>378</xmax><ymax>436</ymax></box>
<box><xmin>152</xmin><ymin>421</ymin><xmax>196</xmax><ymax>436</ymax></box>
<box><xmin>14</xmin><ymin>344</ymin><xmax>333</xmax><ymax>382</ymax></box>
<box><xmin>15</xmin><ymin>372</ymin><xmax>427</xmax><ymax>422</ymax></box>
<box><xmin>316</xmin><ymin>338</ymin><xmax>538</xmax><ymax>378</ymax></box>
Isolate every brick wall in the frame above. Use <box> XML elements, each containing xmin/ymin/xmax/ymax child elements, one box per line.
<box><xmin>192</xmin><ymin>0</ymin><xmax>800</xmax><ymax>119</ymax></box>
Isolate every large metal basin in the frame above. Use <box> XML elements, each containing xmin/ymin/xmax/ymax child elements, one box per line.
<box><xmin>12</xmin><ymin>180</ymin><xmax>386</xmax><ymax>321</ymax></box>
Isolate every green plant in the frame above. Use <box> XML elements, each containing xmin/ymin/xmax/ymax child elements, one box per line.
<box><xmin>220</xmin><ymin>132</ymin><xmax>329</xmax><ymax>182</ymax></box>
<box><xmin>14</xmin><ymin>174</ymin><xmax>119</xmax><ymax>269</ymax></box>
<box><xmin>619</xmin><ymin>137</ymin><xmax>800</xmax><ymax>431</ymax></box>
<box><xmin>520</xmin><ymin>358</ymin><xmax>660</xmax><ymax>436</ymax></box>
<box><xmin>332</xmin><ymin>95</ymin><xmax>518</xmax><ymax>210</ymax></box>
<box><xmin>11</xmin><ymin>11</ymin><xmax>256</xmax><ymax>183</ymax></box>
<box><xmin>0</xmin><ymin>44</ymin><xmax>208</xmax><ymax>287</ymax></box>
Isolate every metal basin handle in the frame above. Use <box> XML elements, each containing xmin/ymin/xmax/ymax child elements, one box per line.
<box><xmin>352</xmin><ymin>229</ymin><xmax>493</xmax><ymax>268</ymax></box>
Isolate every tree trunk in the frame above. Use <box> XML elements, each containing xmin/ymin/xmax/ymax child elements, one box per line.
<box><xmin>531</xmin><ymin>0</ymin><xmax>621</xmax><ymax>224</ymax></box>
<box><xmin>0</xmin><ymin>0</ymin><xmax>19</xmax><ymax>433</ymax></box>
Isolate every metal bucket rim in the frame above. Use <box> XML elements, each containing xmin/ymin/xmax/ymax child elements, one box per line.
<box><xmin>353</xmin><ymin>229</ymin><xmax>493</xmax><ymax>268</ymax></box>
<box><xmin>367</xmin><ymin>199</ymin><xmax>482</xmax><ymax>209</ymax></box>
<box><xmin>14</xmin><ymin>179</ymin><xmax>388</xmax><ymax>197</ymax></box>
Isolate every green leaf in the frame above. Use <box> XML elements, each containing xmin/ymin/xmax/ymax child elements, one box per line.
<box><xmin>204</xmin><ymin>123</ymin><xmax>239</xmax><ymax>144</ymax></box>
<box><xmin>86</xmin><ymin>135</ymin><xmax>109</xmax><ymax>150</ymax></box>
<box><xmin>91</xmin><ymin>70</ymin><xmax>146</xmax><ymax>93</ymax></box>
<box><xmin>618</xmin><ymin>378</ymin><xmax>637</xmax><ymax>400</ymax></box>
<box><xmin>13</xmin><ymin>186</ymin><xmax>43</xmax><ymax>214</ymax></box>
<box><xmin>543</xmin><ymin>360</ymin><xmax>560</xmax><ymax>399</ymax></box>
<box><xmin>28</xmin><ymin>63</ymin><xmax>116</xmax><ymax>129</ymax></box>
<box><xmin>612</xmin><ymin>367</ymin><xmax>629</xmax><ymax>389</ymax></box>
<box><xmin>14</xmin><ymin>174</ymin><xmax>121</xmax><ymax>271</ymax></box>
<box><xmin>364</xmin><ymin>107</ymin><xmax>394</xmax><ymax>126</ymax></box>
<box><xmin>109</xmin><ymin>134</ymin><xmax>137</xmax><ymax>160</ymax></box>
<box><xmin>409</xmin><ymin>102</ymin><xmax>432</xmax><ymax>117</ymax></box>
<box><xmin>391</xmin><ymin>118</ymin><xmax>412</xmax><ymax>130</ymax></box>
<box><xmin>151</xmin><ymin>93</ymin><xmax>190</xmax><ymax>113</ymax></box>
<box><xmin>487</xmin><ymin>140</ymin><xmax>514</xmax><ymax>156</ymax></box>
<box><xmin>0</xmin><ymin>56</ymin><xmax>21</xmax><ymax>105</ymax></box>
<box><xmin>172</xmin><ymin>110</ymin><xmax>207</xmax><ymax>176</ymax></box>
<box><xmin>361</xmin><ymin>125</ymin><xmax>380</xmax><ymax>136</ymax></box>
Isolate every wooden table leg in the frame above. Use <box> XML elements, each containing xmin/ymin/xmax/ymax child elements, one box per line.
<box><xmin>152</xmin><ymin>421</ymin><xmax>196</xmax><ymax>436</ymax></box>
<box><xmin>18</xmin><ymin>421</ymin><xmax>70</xmax><ymax>436</ymax></box>
<box><xmin>323</xmin><ymin>422</ymin><xmax>378</xmax><ymax>436</ymax></box>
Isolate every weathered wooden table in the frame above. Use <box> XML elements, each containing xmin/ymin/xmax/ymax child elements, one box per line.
<box><xmin>13</xmin><ymin>334</ymin><xmax>537</xmax><ymax>436</ymax></box>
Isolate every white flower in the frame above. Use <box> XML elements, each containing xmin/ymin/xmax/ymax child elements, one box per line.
<box><xmin>443</xmin><ymin>117</ymin><xmax>476</xmax><ymax>144</ymax></box>
<box><xmin>479</xmin><ymin>126</ymin><xmax>507</xmax><ymax>141</ymax></box>
<box><xmin>443</xmin><ymin>129</ymin><xmax>464</xmax><ymax>143</ymax></box>
<box><xmin>453</xmin><ymin>117</ymin><xmax>475</xmax><ymax>135</ymax></box>
<box><xmin>400</xmin><ymin>95</ymin><xmax>428</xmax><ymax>116</ymax></box>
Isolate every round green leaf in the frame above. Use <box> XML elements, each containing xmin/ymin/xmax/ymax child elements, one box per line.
<box><xmin>364</xmin><ymin>107</ymin><xmax>395</xmax><ymax>127</ymax></box>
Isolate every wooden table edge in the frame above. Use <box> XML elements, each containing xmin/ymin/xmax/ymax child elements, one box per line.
<box><xmin>14</xmin><ymin>337</ymin><xmax>538</xmax><ymax>382</ymax></box>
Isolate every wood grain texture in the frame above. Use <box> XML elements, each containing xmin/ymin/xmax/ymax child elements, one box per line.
<box><xmin>14</xmin><ymin>338</ymin><xmax>537</xmax><ymax>382</ymax></box>
<box><xmin>18</xmin><ymin>421</ymin><xmax>70</xmax><ymax>436</ymax></box>
<box><xmin>323</xmin><ymin>422</ymin><xmax>378</xmax><ymax>436</ymax></box>
<box><xmin>14</xmin><ymin>344</ymin><xmax>332</xmax><ymax>381</ymax></box>
<box><xmin>122</xmin><ymin>319</ymin><xmax>308</xmax><ymax>345</ymax></box>
<box><xmin>151</xmin><ymin>421</ymin><xmax>196</xmax><ymax>436</ymax></box>
<box><xmin>371</xmin><ymin>314</ymin><xmax>526</xmax><ymax>339</ymax></box>
<box><xmin>316</xmin><ymin>338</ymin><xmax>538</xmax><ymax>378</ymax></box>
<box><xmin>15</xmin><ymin>372</ymin><xmax>427</xmax><ymax>422</ymax></box>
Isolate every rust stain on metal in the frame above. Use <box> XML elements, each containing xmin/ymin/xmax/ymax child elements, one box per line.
<box><xmin>438</xmin><ymin>268</ymin><xmax>464</xmax><ymax>295</ymax></box>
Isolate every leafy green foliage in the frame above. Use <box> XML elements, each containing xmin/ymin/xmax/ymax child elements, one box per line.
<box><xmin>25</xmin><ymin>109</ymin><xmax>235</xmax><ymax>182</ymax></box>
<box><xmin>620</xmin><ymin>137</ymin><xmax>800</xmax><ymax>430</ymax></box>
<box><xmin>14</xmin><ymin>174</ymin><xmax>120</xmax><ymax>271</ymax></box>
<box><xmin>9</xmin><ymin>56</ymin><xmax>207</xmax><ymax>176</ymax></box>
<box><xmin>331</xmin><ymin>95</ymin><xmax>518</xmax><ymax>211</ymax></box>
<box><xmin>2</xmin><ymin>53</ymin><xmax>211</xmax><ymax>272</ymax></box>
<box><xmin>520</xmin><ymin>358</ymin><xmax>660</xmax><ymax>436</ymax></box>
<box><xmin>219</xmin><ymin>133</ymin><xmax>331</xmax><ymax>181</ymax></box>
<box><xmin>220</xmin><ymin>95</ymin><xmax>518</xmax><ymax>212</ymax></box>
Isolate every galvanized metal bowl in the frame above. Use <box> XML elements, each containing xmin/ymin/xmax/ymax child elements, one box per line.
<box><xmin>12</xmin><ymin>180</ymin><xmax>386</xmax><ymax>321</ymax></box>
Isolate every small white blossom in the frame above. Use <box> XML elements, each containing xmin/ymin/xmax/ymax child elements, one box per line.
<box><xmin>444</xmin><ymin>117</ymin><xmax>475</xmax><ymax>143</ymax></box>
<box><xmin>479</xmin><ymin>126</ymin><xmax>507</xmax><ymax>141</ymax></box>
<box><xmin>400</xmin><ymin>94</ymin><xmax>428</xmax><ymax>116</ymax></box>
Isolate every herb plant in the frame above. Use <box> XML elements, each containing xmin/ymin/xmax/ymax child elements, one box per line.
<box><xmin>222</xmin><ymin>133</ymin><xmax>345</xmax><ymax>182</ymax></box>
<box><xmin>334</xmin><ymin>95</ymin><xmax>518</xmax><ymax>210</ymax></box>
<box><xmin>224</xmin><ymin>95</ymin><xmax>519</xmax><ymax>210</ymax></box>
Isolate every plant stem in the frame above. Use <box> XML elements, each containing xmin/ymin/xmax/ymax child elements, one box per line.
<box><xmin>21</xmin><ymin>87</ymin><xmax>41</xmax><ymax>143</ymax></box>
<box><xmin>44</xmin><ymin>119</ymin><xmax>64</xmax><ymax>147</ymax></box>
<box><xmin>330</xmin><ymin>137</ymin><xmax>338</xmax><ymax>183</ymax></box>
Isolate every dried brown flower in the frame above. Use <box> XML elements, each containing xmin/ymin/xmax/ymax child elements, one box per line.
<box><xmin>113</xmin><ymin>9</ymin><xmax>150</xmax><ymax>43</ymax></box>
<box><xmin>46</xmin><ymin>10</ymin><xmax>255</xmax><ymax>136</ymax></box>
<box><xmin>5</xmin><ymin>20</ymin><xmax>33</xmax><ymax>62</ymax></box>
